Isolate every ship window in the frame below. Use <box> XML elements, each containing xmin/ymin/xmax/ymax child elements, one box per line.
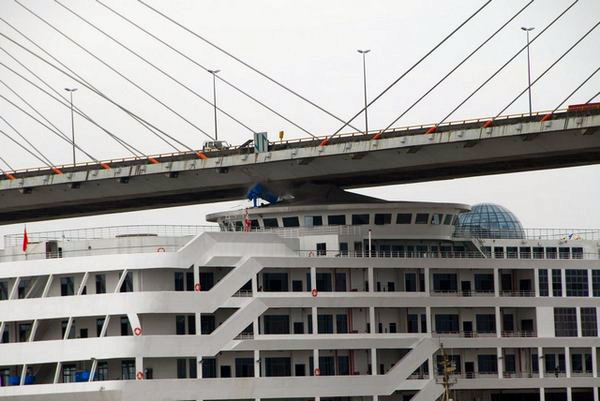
<box><xmin>374</xmin><ymin>213</ymin><xmax>391</xmax><ymax>225</ymax></box>
<box><xmin>504</xmin><ymin>354</ymin><xmax>516</xmax><ymax>373</ymax></box>
<box><xmin>177</xmin><ymin>359</ymin><xmax>187</xmax><ymax>378</ymax></box>
<box><xmin>546</xmin><ymin>247</ymin><xmax>557</xmax><ymax>259</ymax></box>
<box><xmin>188</xmin><ymin>316</ymin><xmax>196</xmax><ymax>335</ymax></box>
<box><xmin>552</xmin><ymin>269</ymin><xmax>562</xmax><ymax>297</ymax></box>
<box><xmin>593</xmin><ymin>270</ymin><xmax>600</xmax><ymax>296</ymax></box>
<box><xmin>581</xmin><ymin>307</ymin><xmax>598</xmax><ymax>337</ymax></box>
<box><xmin>316</xmin><ymin>242</ymin><xmax>327</xmax><ymax>256</ymax></box>
<box><xmin>19</xmin><ymin>323</ymin><xmax>31</xmax><ymax>342</ymax></box>
<box><xmin>554</xmin><ymin>307</ymin><xmax>577</xmax><ymax>337</ymax></box>
<box><xmin>263</xmin><ymin>315</ymin><xmax>289</xmax><ymax>334</ymax></box>
<box><xmin>234</xmin><ymin>221</ymin><xmax>243</xmax><ymax>231</ymax></box>
<box><xmin>506</xmin><ymin>247</ymin><xmax>518</xmax><ymax>259</ymax></box>
<box><xmin>304</xmin><ymin>216</ymin><xmax>323</xmax><ymax>226</ymax></box>
<box><xmin>519</xmin><ymin>247</ymin><xmax>531</xmax><ymax>259</ymax></box>
<box><xmin>351</xmin><ymin>214</ymin><xmax>370</xmax><ymax>225</ymax></box>
<box><xmin>97</xmin><ymin>362</ymin><xmax>108</xmax><ymax>381</ymax></box>
<box><xmin>405</xmin><ymin>273</ymin><xmax>417</xmax><ymax>292</ymax></box>
<box><xmin>415</xmin><ymin>213</ymin><xmax>429</xmax><ymax>224</ymax></box>
<box><xmin>566</xmin><ymin>269</ymin><xmax>588</xmax><ymax>296</ymax></box>
<box><xmin>477</xmin><ymin>355</ymin><xmax>498</xmax><ymax>373</ymax></box>
<box><xmin>176</xmin><ymin>315</ymin><xmax>186</xmax><ymax>335</ymax></box>
<box><xmin>538</xmin><ymin>269</ymin><xmax>549</xmax><ymax>296</ymax></box>
<box><xmin>339</xmin><ymin>242</ymin><xmax>348</xmax><ymax>256</ymax></box>
<box><xmin>559</xmin><ymin>247</ymin><xmax>570</xmax><ymax>259</ymax></box>
<box><xmin>265</xmin><ymin>357</ymin><xmax>291</xmax><ymax>377</ymax></box>
<box><xmin>475</xmin><ymin>314</ymin><xmax>496</xmax><ymax>333</ymax></box>
<box><xmin>17</xmin><ymin>279</ymin><xmax>29</xmax><ymax>299</ymax></box>
<box><xmin>263</xmin><ymin>218</ymin><xmax>279</xmax><ymax>228</ymax></box>
<box><xmin>443</xmin><ymin>214</ymin><xmax>453</xmax><ymax>225</ymax></box>
<box><xmin>433</xmin><ymin>273</ymin><xmax>457</xmax><ymax>292</ymax></box>
<box><xmin>1</xmin><ymin>326</ymin><xmax>8</xmax><ymax>343</ymax></box>
<box><xmin>317</xmin><ymin>314</ymin><xmax>333</xmax><ymax>334</ymax></box>
<box><xmin>327</xmin><ymin>215</ymin><xmax>346</xmax><ymax>225</ymax></box>
<box><xmin>202</xmin><ymin>358</ymin><xmax>217</xmax><ymax>378</ymax></box>
<box><xmin>434</xmin><ymin>314</ymin><xmax>459</xmax><ymax>333</ymax></box>
<box><xmin>407</xmin><ymin>314</ymin><xmax>419</xmax><ymax>333</ymax></box>
<box><xmin>430</xmin><ymin>213</ymin><xmax>443</xmax><ymax>225</ymax></box>
<box><xmin>95</xmin><ymin>274</ymin><xmax>106</xmax><ymax>294</ymax></box>
<box><xmin>119</xmin><ymin>272</ymin><xmax>133</xmax><ymax>293</ymax></box>
<box><xmin>282</xmin><ymin>216</ymin><xmax>300</xmax><ymax>227</ymax></box>
<box><xmin>120</xmin><ymin>316</ymin><xmax>132</xmax><ymax>336</ymax></box>
<box><xmin>121</xmin><ymin>360</ymin><xmax>135</xmax><ymax>380</ymax></box>
<box><xmin>0</xmin><ymin>282</ymin><xmax>7</xmax><ymax>300</ymax></box>
<box><xmin>336</xmin><ymin>314</ymin><xmax>348</xmax><ymax>333</ymax></box>
<box><xmin>533</xmin><ymin>247</ymin><xmax>544</xmax><ymax>259</ymax></box>
<box><xmin>60</xmin><ymin>320</ymin><xmax>74</xmax><ymax>339</ymax></box>
<box><xmin>316</xmin><ymin>273</ymin><xmax>332</xmax><ymax>292</ymax></box>
<box><xmin>250</xmin><ymin>219</ymin><xmax>260</xmax><ymax>229</ymax></box>
<box><xmin>235</xmin><ymin>358</ymin><xmax>254</xmax><ymax>377</ymax></box>
<box><xmin>62</xmin><ymin>364</ymin><xmax>76</xmax><ymax>383</ymax></box>
<box><xmin>572</xmin><ymin>247</ymin><xmax>583</xmax><ymax>259</ymax></box>
<box><xmin>262</xmin><ymin>272</ymin><xmax>289</xmax><ymax>292</ymax></box>
<box><xmin>494</xmin><ymin>247</ymin><xmax>504</xmax><ymax>259</ymax></box>
<box><xmin>474</xmin><ymin>274</ymin><xmax>494</xmax><ymax>292</ymax></box>
<box><xmin>96</xmin><ymin>318</ymin><xmax>105</xmax><ymax>337</ymax></box>
<box><xmin>60</xmin><ymin>277</ymin><xmax>74</xmax><ymax>296</ymax></box>
<box><xmin>396</xmin><ymin>213</ymin><xmax>412</xmax><ymax>224</ymax></box>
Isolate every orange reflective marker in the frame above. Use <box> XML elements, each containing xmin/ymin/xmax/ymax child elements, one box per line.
<box><xmin>148</xmin><ymin>157</ymin><xmax>160</xmax><ymax>164</ymax></box>
<box><xmin>482</xmin><ymin>120</ymin><xmax>493</xmax><ymax>128</ymax></box>
<box><xmin>52</xmin><ymin>167</ymin><xmax>63</xmax><ymax>175</ymax></box>
<box><xmin>540</xmin><ymin>113</ymin><xmax>553</xmax><ymax>122</ymax></box>
<box><xmin>5</xmin><ymin>173</ymin><xmax>15</xmax><ymax>180</ymax></box>
<box><xmin>100</xmin><ymin>163</ymin><xmax>111</xmax><ymax>170</ymax></box>
<box><xmin>196</xmin><ymin>152</ymin><xmax>209</xmax><ymax>160</ymax></box>
<box><xmin>372</xmin><ymin>133</ymin><xmax>382</xmax><ymax>140</ymax></box>
<box><xmin>319</xmin><ymin>138</ymin><xmax>329</xmax><ymax>147</ymax></box>
<box><xmin>426</xmin><ymin>126</ymin><xmax>437</xmax><ymax>134</ymax></box>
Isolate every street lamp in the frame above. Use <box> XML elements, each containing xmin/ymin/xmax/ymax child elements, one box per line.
<box><xmin>357</xmin><ymin>49</ymin><xmax>370</xmax><ymax>135</ymax></box>
<box><xmin>521</xmin><ymin>27</ymin><xmax>534</xmax><ymax>116</ymax></box>
<box><xmin>64</xmin><ymin>88</ymin><xmax>78</xmax><ymax>165</ymax></box>
<box><xmin>207</xmin><ymin>69</ymin><xmax>220</xmax><ymax>141</ymax></box>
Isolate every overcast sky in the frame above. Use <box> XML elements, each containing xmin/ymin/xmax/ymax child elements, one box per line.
<box><xmin>0</xmin><ymin>0</ymin><xmax>599</xmax><ymax>244</ymax></box>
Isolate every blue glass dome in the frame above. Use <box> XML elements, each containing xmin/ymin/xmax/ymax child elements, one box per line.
<box><xmin>455</xmin><ymin>203</ymin><xmax>525</xmax><ymax>239</ymax></box>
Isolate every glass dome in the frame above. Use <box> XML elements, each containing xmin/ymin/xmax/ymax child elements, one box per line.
<box><xmin>455</xmin><ymin>203</ymin><xmax>525</xmax><ymax>239</ymax></box>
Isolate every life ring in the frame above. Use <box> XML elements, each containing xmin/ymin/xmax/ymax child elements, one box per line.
<box><xmin>133</xmin><ymin>327</ymin><xmax>142</xmax><ymax>336</ymax></box>
<box><xmin>194</xmin><ymin>283</ymin><xmax>201</xmax><ymax>292</ymax></box>
<box><xmin>311</xmin><ymin>288</ymin><xmax>318</xmax><ymax>297</ymax></box>
<box><xmin>308</xmin><ymin>251</ymin><xmax>315</xmax><ymax>257</ymax></box>
<box><xmin>314</xmin><ymin>368</ymin><xmax>320</xmax><ymax>376</ymax></box>
<box><xmin>136</xmin><ymin>371</ymin><xmax>144</xmax><ymax>380</ymax></box>
<box><xmin>156</xmin><ymin>247</ymin><xmax>166</xmax><ymax>253</ymax></box>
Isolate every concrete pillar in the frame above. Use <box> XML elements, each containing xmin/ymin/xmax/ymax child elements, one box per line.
<box><xmin>373</xmin><ymin>396</ymin><xmax>379</xmax><ymax>401</ymax></box>
<box><xmin>588</xmin><ymin>269</ymin><xmax>593</xmax><ymax>298</ymax></box>
<box><xmin>540</xmin><ymin>388</ymin><xmax>545</xmax><ymax>401</ymax></box>
<box><xmin>254</xmin><ymin>350</ymin><xmax>260</xmax><ymax>378</ymax></box>
<box><xmin>252</xmin><ymin>318</ymin><xmax>259</xmax><ymax>337</ymax></box>
<box><xmin>576</xmin><ymin>307</ymin><xmax>582</xmax><ymax>337</ymax></box>
<box><xmin>495</xmin><ymin>306</ymin><xmax>502</xmax><ymax>338</ymax></box>
<box><xmin>534</xmin><ymin>268</ymin><xmax>540</xmax><ymax>297</ymax></box>
<box><xmin>561</xmin><ymin>269</ymin><xmax>567</xmax><ymax>297</ymax></box>
<box><xmin>424</xmin><ymin>267</ymin><xmax>430</xmax><ymax>295</ymax></box>
<box><xmin>368</xmin><ymin>267</ymin><xmax>374</xmax><ymax>293</ymax></box>
<box><xmin>565</xmin><ymin>347</ymin><xmax>571</xmax><ymax>378</ymax></box>
<box><xmin>369</xmin><ymin>307</ymin><xmax>376</xmax><ymax>334</ymax></box>
<box><xmin>313</xmin><ymin>349</ymin><xmax>319</xmax><ymax>375</ymax></box>
<box><xmin>428</xmin><ymin>356</ymin><xmax>434</xmax><ymax>379</ymax></box>
<box><xmin>493</xmin><ymin>269</ymin><xmax>499</xmax><ymax>297</ymax></box>
<box><xmin>371</xmin><ymin>348</ymin><xmax>377</xmax><ymax>375</ymax></box>
<box><xmin>538</xmin><ymin>347</ymin><xmax>544</xmax><ymax>378</ymax></box>
<box><xmin>592</xmin><ymin>346</ymin><xmax>598</xmax><ymax>377</ymax></box>
<box><xmin>567</xmin><ymin>387</ymin><xmax>572</xmax><ymax>401</ymax></box>
<box><xmin>593</xmin><ymin>387</ymin><xmax>599</xmax><ymax>401</ymax></box>
<box><xmin>425</xmin><ymin>306</ymin><xmax>432</xmax><ymax>334</ymax></box>
<box><xmin>136</xmin><ymin>356</ymin><xmax>143</xmax><ymax>379</ymax></box>
<box><xmin>312</xmin><ymin>307</ymin><xmax>318</xmax><ymax>334</ymax></box>
<box><xmin>497</xmin><ymin>347</ymin><xmax>503</xmax><ymax>379</ymax></box>
<box><xmin>310</xmin><ymin>267</ymin><xmax>317</xmax><ymax>292</ymax></box>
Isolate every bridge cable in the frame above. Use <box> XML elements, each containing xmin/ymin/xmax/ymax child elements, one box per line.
<box><xmin>56</xmin><ymin>1</ymin><xmax>262</xmax><ymax>137</ymax></box>
<box><xmin>586</xmin><ymin>91</ymin><xmax>599</xmax><ymax>104</ymax></box>
<box><xmin>551</xmin><ymin>66</ymin><xmax>599</xmax><ymax>113</ymax></box>
<box><xmin>0</xmin><ymin>29</ymin><xmax>194</xmax><ymax>155</ymax></box>
<box><xmin>0</xmin><ymin>17</ymin><xmax>184</xmax><ymax>154</ymax></box>
<box><xmin>137</xmin><ymin>0</ymin><xmax>362</xmax><ymax>133</ymax></box>
<box><xmin>438</xmin><ymin>0</ymin><xmax>580</xmax><ymax>125</ymax></box>
<box><xmin>325</xmin><ymin>0</ymin><xmax>493</xmax><ymax>140</ymax></box>
<box><xmin>0</xmin><ymin>55</ymin><xmax>145</xmax><ymax>157</ymax></box>
<box><xmin>381</xmin><ymin>0</ymin><xmax>534</xmax><ymax>134</ymax></box>
<box><xmin>94</xmin><ymin>0</ymin><xmax>317</xmax><ymax>138</ymax></box>
<box><xmin>0</xmin><ymin>128</ymin><xmax>55</xmax><ymax>169</ymax></box>
<box><xmin>0</xmin><ymin>92</ymin><xmax>99</xmax><ymax>162</ymax></box>
<box><xmin>0</xmin><ymin>156</ymin><xmax>16</xmax><ymax>172</ymax></box>
<box><xmin>0</xmin><ymin>113</ymin><xmax>55</xmax><ymax>166</ymax></box>
<box><xmin>494</xmin><ymin>21</ymin><xmax>600</xmax><ymax>118</ymax></box>
<box><xmin>13</xmin><ymin>0</ymin><xmax>215</xmax><ymax>143</ymax></box>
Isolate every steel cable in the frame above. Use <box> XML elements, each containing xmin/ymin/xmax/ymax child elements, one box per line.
<box><xmin>0</xmin><ymin>113</ymin><xmax>55</xmax><ymax>166</ymax></box>
<box><xmin>0</xmin><ymin>127</ymin><xmax>55</xmax><ymax>168</ymax></box>
<box><xmin>552</xmin><ymin>66</ymin><xmax>599</xmax><ymax>112</ymax></box>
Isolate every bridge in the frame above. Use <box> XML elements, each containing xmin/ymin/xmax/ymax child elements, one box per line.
<box><xmin>0</xmin><ymin>108</ymin><xmax>598</xmax><ymax>225</ymax></box>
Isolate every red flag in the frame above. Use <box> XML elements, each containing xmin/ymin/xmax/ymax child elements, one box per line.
<box><xmin>22</xmin><ymin>226</ymin><xmax>28</xmax><ymax>252</ymax></box>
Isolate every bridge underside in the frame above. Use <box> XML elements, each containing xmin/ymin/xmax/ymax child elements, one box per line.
<box><xmin>0</xmin><ymin>112</ymin><xmax>599</xmax><ymax>225</ymax></box>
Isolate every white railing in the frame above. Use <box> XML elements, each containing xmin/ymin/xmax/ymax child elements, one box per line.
<box><xmin>455</xmin><ymin>227</ymin><xmax>600</xmax><ymax>240</ymax></box>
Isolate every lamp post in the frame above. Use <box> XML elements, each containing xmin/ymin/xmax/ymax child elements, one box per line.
<box><xmin>521</xmin><ymin>27</ymin><xmax>534</xmax><ymax>116</ymax></box>
<box><xmin>357</xmin><ymin>49</ymin><xmax>370</xmax><ymax>135</ymax></box>
<box><xmin>64</xmin><ymin>88</ymin><xmax>78</xmax><ymax>165</ymax></box>
<box><xmin>207</xmin><ymin>69</ymin><xmax>220</xmax><ymax>141</ymax></box>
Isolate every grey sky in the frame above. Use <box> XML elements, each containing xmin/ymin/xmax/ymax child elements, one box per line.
<box><xmin>0</xmin><ymin>0</ymin><xmax>599</xmax><ymax>243</ymax></box>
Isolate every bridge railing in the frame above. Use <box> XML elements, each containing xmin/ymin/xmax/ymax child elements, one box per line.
<box><xmin>454</xmin><ymin>227</ymin><xmax>600</xmax><ymax>240</ymax></box>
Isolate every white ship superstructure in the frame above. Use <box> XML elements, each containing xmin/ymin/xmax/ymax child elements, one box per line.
<box><xmin>0</xmin><ymin>189</ymin><xmax>599</xmax><ymax>401</ymax></box>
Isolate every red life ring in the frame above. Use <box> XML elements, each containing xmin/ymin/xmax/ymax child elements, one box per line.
<box><xmin>194</xmin><ymin>283</ymin><xmax>201</xmax><ymax>292</ymax></box>
<box><xmin>136</xmin><ymin>371</ymin><xmax>144</xmax><ymax>380</ymax></box>
<box><xmin>314</xmin><ymin>368</ymin><xmax>320</xmax><ymax>376</ymax></box>
<box><xmin>133</xmin><ymin>327</ymin><xmax>142</xmax><ymax>336</ymax></box>
<box><xmin>156</xmin><ymin>247</ymin><xmax>166</xmax><ymax>253</ymax></box>
<box><xmin>311</xmin><ymin>288</ymin><xmax>318</xmax><ymax>297</ymax></box>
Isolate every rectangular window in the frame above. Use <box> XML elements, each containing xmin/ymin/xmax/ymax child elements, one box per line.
<box><xmin>120</xmin><ymin>272</ymin><xmax>133</xmax><ymax>293</ymax></box>
<box><xmin>177</xmin><ymin>359</ymin><xmax>187</xmax><ymax>379</ymax></box>
<box><xmin>282</xmin><ymin>216</ymin><xmax>300</xmax><ymax>227</ymax></box>
<box><xmin>430</xmin><ymin>213</ymin><xmax>443</xmax><ymax>225</ymax></box>
<box><xmin>121</xmin><ymin>360</ymin><xmax>135</xmax><ymax>380</ymax></box>
<box><xmin>435</xmin><ymin>314</ymin><xmax>459</xmax><ymax>333</ymax></box>
<box><xmin>265</xmin><ymin>357</ymin><xmax>291</xmax><ymax>377</ymax></box>
<box><xmin>506</xmin><ymin>247</ymin><xmax>518</xmax><ymax>259</ymax></box>
<box><xmin>533</xmin><ymin>247</ymin><xmax>544</xmax><ymax>259</ymax></box>
<box><xmin>337</xmin><ymin>356</ymin><xmax>350</xmax><ymax>375</ymax></box>
<box><xmin>186</xmin><ymin>272</ymin><xmax>194</xmax><ymax>291</ymax></box>
<box><xmin>0</xmin><ymin>281</ymin><xmax>7</xmax><ymax>300</ymax></box>
<box><xmin>176</xmin><ymin>315</ymin><xmax>186</xmax><ymax>335</ymax></box>
<box><xmin>327</xmin><ymin>215</ymin><xmax>346</xmax><ymax>225</ymax></box>
<box><xmin>95</xmin><ymin>274</ymin><xmax>106</xmax><ymax>294</ymax></box>
<box><xmin>202</xmin><ymin>358</ymin><xmax>217</xmax><ymax>378</ymax></box>
<box><xmin>396</xmin><ymin>213</ymin><xmax>412</xmax><ymax>224</ymax></box>
<box><xmin>494</xmin><ymin>247</ymin><xmax>504</xmax><ymax>259</ymax></box>
<box><xmin>96</xmin><ymin>362</ymin><xmax>108</xmax><ymax>381</ymax></box>
<box><xmin>339</xmin><ymin>242</ymin><xmax>348</xmax><ymax>256</ymax></box>
<box><xmin>572</xmin><ymin>247</ymin><xmax>583</xmax><ymax>259</ymax></box>
<box><xmin>263</xmin><ymin>272</ymin><xmax>289</xmax><ymax>292</ymax></box>
<box><xmin>477</xmin><ymin>355</ymin><xmax>498</xmax><ymax>374</ymax></box>
<box><xmin>19</xmin><ymin>323</ymin><xmax>31</xmax><ymax>342</ymax></box>
<box><xmin>443</xmin><ymin>214</ymin><xmax>453</xmax><ymax>225</ymax></box>
<box><xmin>581</xmin><ymin>307</ymin><xmax>598</xmax><ymax>337</ymax></box>
<box><xmin>316</xmin><ymin>243</ymin><xmax>326</xmax><ymax>256</ymax></box>
<box><xmin>60</xmin><ymin>277</ymin><xmax>74</xmax><ymax>296</ymax></box>
<box><xmin>317</xmin><ymin>314</ymin><xmax>333</xmax><ymax>334</ymax></box>
<box><xmin>474</xmin><ymin>274</ymin><xmax>494</xmax><ymax>292</ymax></box>
<box><xmin>552</xmin><ymin>269</ymin><xmax>562</xmax><ymax>297</ymax></box>
<box><xmin>319</xmin><ymin>356</ymin><xmax>334</xmax><ymax>376</ymax></box>
<box><xmin>405</xmin><ymin>272</ymin><xmax>417</xmax><ymax>292</ymax></box>
<box><xmin>304</xmin><ymin>216</ymin><xmax>323</xmax><ymax>226</ymax></box>
<box><xmin>189</xmin><ymin>358</ymin><xmax>197</xmax><ymax>378</ymax></box>
<box><xmin>475</xmin><ymin>314</ymin><xmax>496</xmax><ymax>333</ymax></box>
<box><xmin>415</xmin><ymin>213</ymin><xmax>429</xmax><ymax>224</ymax></box>
<box><xmin>504</xmin><ymin>354</ymin><xmax>516</xmax><ymax>373</ymax></box>
<box><xmin>519</xmin><ymin>247</ymin><xmax>531</xmax><ymax>259</ymax></box>
<box><xmin>554</xmin><ymin>307</ymin><xmax>577</xmax><ymax>337</ymax></box>
<box><xmin>96</xmin><ymin>318</ymin><xmax>105</xmax><ymax>337</ymax></box>
<box><xmin>559</xmin><ymin>247</ymin><xmax>570</xmax><ymax>259</ymax></box>
<box><xmin>374</xmin><ymin>213</ymin><xmax>391</xmax><ymax>225</ymax></box>
<box><xmin>62</xmin><ymin>364</ymin><xmax>76</xmax><ymax>383</ymax></box>
<box><xmin>174</xmin><ymin>272</ymin><xmax>184</xmax><ymax>291</ymax></box>
<box><xmin>407</xmin><ymin>314</ymin><xmax>419</xmax><ymax>333</ymax></box>
<box><xmin>546</xmin><ymin>247</ymin><xmax>557</xmax><ymax>259</ymax></box>
<box><xmin>120</xmin><ymin>316</ymin><xmax>132</xmax><ymax>336</ymax></box>
<box><xmin>566</xmin><ymin>269</ymin><xmax>588</xmax><ymax>296</ymax></box>
<box><xmin>336</xmin><ymin>314</ymin><xmax>348</xmax><ymax>333</ymax></box>
<box><xmin>263</xmin><ymin>315</ymin><xmax>289</xmax><ymax>334</ymax></box>
<box><xmin>316</xmin><ymin>273</ymin><xmax>332</xmax><ymax>292</ymax></box>
<box><xmin>235</xmin><ymin>358</ymin><xmax>254</xmax><ymax>377</ymax></box>
<box><xmin>263</xmin><ymin>218</ymin><xmax>279</xmax><ymax>228</ymax></box>
<box><xmin>538</xmin><ymin>269</ymin><xmax>549</xmax><ymax>296</ymax></box>
<box><xmin>351</xmin><ymin>214</ymin><xmax>370</xmax><ymax>225</ymax></box>
<box><xmin>433</xmin><ymin>273</ymin><xmax>457</xmax><ymax>292</ymax></box>
<box><xmin>593</xmin><ymin>270</ymin><xmax>600</xmax><ymax>296</ymax></box>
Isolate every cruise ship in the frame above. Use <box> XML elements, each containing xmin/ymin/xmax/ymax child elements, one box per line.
<box><xmin>0</xmin><ymin>186</ymin><xmax>599</xmax><ymax>401</ymax></box>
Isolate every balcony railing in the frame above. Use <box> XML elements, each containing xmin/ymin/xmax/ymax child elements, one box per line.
<box><xmin>431</xmin><ymin>290</ymin><xmax>495</xmax><ymax>297</ymax></box>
